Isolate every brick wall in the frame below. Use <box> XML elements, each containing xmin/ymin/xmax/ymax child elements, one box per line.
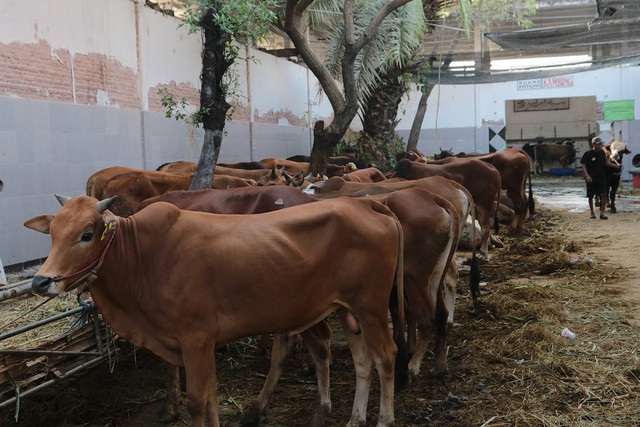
<box><xmin>0</xmin><ymin>39</ymin><xmax>140</xmax><ymax>110</ymax></box>
<box><xmin>0</xmin><ymin>40</ymin><xmax>73</xmax><ymax>103</ymax></box>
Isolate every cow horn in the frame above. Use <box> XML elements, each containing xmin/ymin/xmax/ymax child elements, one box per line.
<box><xmin>269</xmin><ymin>168</ymin><xmax>278</xmax><ymax>179</ymax></box>
<box><xmin>55</xmin><ymin>194</ymin><xmax>72</xmax><ymax>206</ymax></box>
<box><xmin>96</xmin><ymin>196</ymin><xmax>117</xmax><ymax>213</ymax></box>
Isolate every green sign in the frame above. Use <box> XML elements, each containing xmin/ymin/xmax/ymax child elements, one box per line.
<box><xmin>604</xmin><ymin>100</ymin><xmax>635</xmax><ymax>121</ymax></box>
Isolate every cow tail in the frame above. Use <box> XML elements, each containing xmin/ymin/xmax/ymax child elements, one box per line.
<box><xmin>392</xmin><ymin>215</ymin><xmax>409</xmax><ymax>392</ymax></box>
<box><xmin>467</xmin><ymin>195</ymin><xmax>481</xmax><ymax>304</ymax></box>
<box><xmin>527</xmin><ymin>164</ymin><xmax>535</xmax><ymax>215</ymax></box>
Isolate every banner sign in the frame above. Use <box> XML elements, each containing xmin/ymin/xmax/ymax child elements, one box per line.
<box><xmin>514</xmin><ymin>98</ymin><xmax>570</xmax><ymax>112</ymax></box>
<box><xmin>517</xmin><ymin>76</ymin><xmax>574</xmax><ymax>90</ymax></box>
<box><xmin>604</xmin><ymin>100</ymin><xmax>634</xmax><ymax>121</ymax></box>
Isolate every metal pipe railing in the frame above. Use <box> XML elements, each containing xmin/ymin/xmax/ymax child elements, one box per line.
<box><xmin>0</xmin><ymin>304</ymin><xmax>93</xmax><ymax>342</ymax></box>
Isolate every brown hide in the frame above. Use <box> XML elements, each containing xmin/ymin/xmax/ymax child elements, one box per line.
<box><xmin>314</xmin><ymin>175</ymin><xmax>478</xmax><ymax>316</ymax></box>
<box><xmin>137</xmin><ymin>186</ymin><xmax>315</xmax><ymax>214</ymax></box>
<box><xmin>26</xmin><ymin>196</ymin><xmax>403</xmax><ymax>427</ymax></box>
<box><xmin>369</xmin><ymin>188</ymin><xmax>460</xmax><ymax>377</ymax></box>
<box><xmin>156</xmin><ymin>160</ymin><xmax>198</xmax><ymax>173</ymax></box>
<box><xmin>431</xmin><ymin>148</ymin><xmax>532</xmax><ymax>230</ymax></box>
<box><xmin>342</xmin><ymin>167</ymin><xmax>387</xmax><ymax>183</ymax></box>
<box><xmin>217</xmin><ymin>161</ymin><xmax>266</xmax><ymax>170</ymax></box>
<box><xmin>394</xmin><ymin>158</ymin><xmax>501</xmax><ymax>258</ymax></box>
<box><xmin>260</xmin><ymin>158</ymin><xmax>310</xmax><ymax>175</ymax></box>
<box><xmin>86</xmin><ymin>166</ymin><xmax>139</xmax><ymax>198</ymax></box>
<box><xmin>103</xmin><ymin>170</ymin><xmax>253</xmax><ymax>217</ymax></box>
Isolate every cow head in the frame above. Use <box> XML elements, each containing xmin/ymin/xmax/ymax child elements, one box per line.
<box><xmin>24</xmin><ymin>195</ymin><xmax>118</xmax><ymax>296</ymax></box>
<box><xmin>255</xmin><ymin>167</ymin><xmax>288</xmax><ymax>186</ymax></box>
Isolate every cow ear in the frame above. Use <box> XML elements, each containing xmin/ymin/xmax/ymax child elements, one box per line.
<box><xmin>101</xmin><ymin>211</ymin><xmax>119</xmax><ymax>240</ymax></box>
<box><xmin>291</xmin><ymin>170</ymin><xmax>305</xmax><ymax>187</ymax></box>
<box><xmin>24</xmin><ymin>215</ymin><xmax>55</xmax><ymax>234</ymax></box>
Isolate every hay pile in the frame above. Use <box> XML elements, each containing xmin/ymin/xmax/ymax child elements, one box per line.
<box><xmin>0</xmin><ymin>292</ymin><xmax>81</xmax><ymax>349</ymax></box>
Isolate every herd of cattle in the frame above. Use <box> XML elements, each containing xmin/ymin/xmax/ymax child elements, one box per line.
<box><xmin>21</xmin><ymin>142</ymin><xmax>628</xmax><ymax>426</ymax></box>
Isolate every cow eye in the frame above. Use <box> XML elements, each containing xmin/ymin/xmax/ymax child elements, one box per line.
<box><xmin>81</xmin><ymin>231</ymin><xmax>93</xmax><ymax>242</ymax></box>
<box><xmin>256</xmin><ymin>182</ymin><xmax>263</xmax><ymax>186</ymax></box>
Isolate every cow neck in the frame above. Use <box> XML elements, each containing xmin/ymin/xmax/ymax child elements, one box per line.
<box><xmin>94</xmin><ymin>216</ymin><xmax>142</xmax><ymax>289</ymax></box>
<box><xmin>88</xmin><ymin>216</ymin><xmax>151</xmax><ymax>351</ymax></box>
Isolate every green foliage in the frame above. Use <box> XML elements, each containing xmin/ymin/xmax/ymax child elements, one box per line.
<box><xmin>333</xmin><ymin>130</ymin><xmax>405</xmax><ymax>172</ymax></box>
<box><xmin>321</xmin><ymin>0</ymin><xmax>427</xmax><ymax>105</ymax></box>
<box><xmin>162</xmin><ymin>0</ymin><xmax>277</xmax><ymax>125</ymax></box>
<box><xmin>158</xmin><ymin>86</ymin><xmax>210</xmax><ymax>125</ymax></box>
<box><xmin>443</xmin><ymin>0</ymin><xmax>537</xmax><ymax>31</ymax></box>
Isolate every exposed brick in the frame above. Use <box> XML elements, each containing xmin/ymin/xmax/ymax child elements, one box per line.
<box><xmin>148</xmin><ymin>81</ymin><xmax>200</xmax><ymax>115</ymax></box>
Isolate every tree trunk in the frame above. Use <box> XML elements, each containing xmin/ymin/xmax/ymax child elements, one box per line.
<box><xmin>360</xmin><ymin>66</ymin><xmax>414</xmax><ymax>170</ymax></box>
<box><xmin>190</xmin><ymin>6</ymin><xmax>232</xmax><ymax>190</ymax></box>
<box><xmin>406</xmin><ymin>84</ymin><xmax>434</xmax><ymax>151</ymax></box>
<box><xmin>309</xmin><ymin>121</ymin><xmax>341</xmax><ymax>175</ymax></box>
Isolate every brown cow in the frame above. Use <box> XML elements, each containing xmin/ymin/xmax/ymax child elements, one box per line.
<box><xmin>431</xmin><ymin>148</ymin><xmax>534</xmax><ymax>231</ymax></box>
<box><xmin>244</xmin><ymin>186</ymin><xmax>462</xmax><ymax>411</ymax></box>
<box><xmin>137</xmin><ymin>186</ymin><xmax>323</xmax><ymax>421</ymax></box>
<box><xmin>102</xmin><ymin>170</ymin><xmax>254</xmax><ymax>217</ymax></box>
<box><xmin>86</xmin><ymin>166</ymin><xmax>140</xmax><ymax>198</ymax></box>
<box><xmin>26</xmin><ymin>195</ymin><xmax>406</xmax><ymax>427</ymax></box>
<box><xmin>260</xmin><ymin>158</ymin><xmax>310</xmax><ymax>175</ymax></box>
<box><xmin>370</xmin><ymin>188</ymin><xmax>460</xmax><ymax>378</ymax></box>
<box><xmin>394</xmin><ymin>158</ymin><xmax>501</xmax><ymax>259</ymax></box>
<box><xmin>342</xmin><ymin>167</ymin><xmax>387</xmax><ymax>183</ymax></box>
<box><xmin>156</xmin><ymin>160</ymin><xmax>198</xmax><ymax>174</ymax></box>
<box><xmin>314</xmin><ymin>175</ymin><xmax>480</xmax><ymax>321</ymax></box>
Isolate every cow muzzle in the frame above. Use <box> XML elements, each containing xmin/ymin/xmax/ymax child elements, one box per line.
<box><xmin>31</xmin><ymin>275</ymin><xmax>64</xmax><ymax>296</ymax></box>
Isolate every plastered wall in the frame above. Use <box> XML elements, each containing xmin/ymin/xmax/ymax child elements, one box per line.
<box><xmin>0</xmin><ymin>0</ymin><xmax>330</xmax><ymax>267</ymax></box>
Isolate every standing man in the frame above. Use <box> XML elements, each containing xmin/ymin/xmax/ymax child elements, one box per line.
<box><xmin>581</xmin><ymin>137</ymin><xmax>622</xmax><ymax>219</ymax></box>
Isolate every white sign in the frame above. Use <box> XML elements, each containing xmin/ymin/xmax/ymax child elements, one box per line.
<box><xmin>517</xmin><ymin>76</ymin><xmax>574</xmax><ymax>90</ymax></box>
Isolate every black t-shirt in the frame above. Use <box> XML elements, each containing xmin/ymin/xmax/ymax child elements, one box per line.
<box><xmin>580</xmin><ymin>149</ymin><xmax>606</xmax><ymax>181</ymax></box>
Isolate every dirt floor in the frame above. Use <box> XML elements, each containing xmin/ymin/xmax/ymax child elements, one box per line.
<box><xmin>2</xmin><ymin>177</ymin><xmax>640</xmax><ymax>426</ymax></box>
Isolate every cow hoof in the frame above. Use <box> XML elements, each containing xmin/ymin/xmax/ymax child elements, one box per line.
<box><xmin>239</xmin><ymin>405</ymin><xmax>262</xmax><ymax>426</ymax></box>
<box><xmin>159</xmin><ymin>408</ymin><xmax>180</xmax><ymax>423</ymax></box>
<box><xmin>611</xmin><ymin>206</ymin><xmax>617</xmax><ymax>213</ymax></box>
<box><xmin>311</xmin><ymin>404</ymin><xmax>331</xmax><ymax>427</ymax></box>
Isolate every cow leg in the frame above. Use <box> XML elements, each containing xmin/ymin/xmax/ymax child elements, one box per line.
<box><xmin>182</xmin><ymin>341</ymin><xmax>217</xmax><ymax>427</ymax></box>
<box><xmin>256</xmin><ymin>333</ymin><xmax>271</xmax><ymax>356</ymax></box>
<box><xmin>432</xmin><ymin>289</ymin><xmax>449</xmax><ymax>377</ymax></box>
<box><xmin>443</xmin><ymin>262</ymin><xmax>458</xmax><ymax>325</ymax></box>
<box><xmin>338</xmin><ymin>309</ymin><xmax>373</xmax><ymax>427</ymax></box>
<box><xmin>477</xmin><ymin>210</ymin><xmax>491</xmax><ymax>259</ymax></box>
<box><xmin>242</xmin><ymin>333</ymin><xmax>295</xmax><ymax>425</ymax></box>
<box><xmin>508</xmin><ymin>189</ymin><xmax>527</xmax><ymax>231</ymax></box>
<box><xmin>347</xmin><ymin>309</ymin><xmax>397</xmax><ymax>427</ymax></box>
<box><xmin>300</xmin><ymin>320</ymin><xmax>333</xmax><ymax>426</ymax></box>
<box><xmin>162</xmin><ymin>363</ymin><xmax>181</xmax><ymax>422</ymax></box>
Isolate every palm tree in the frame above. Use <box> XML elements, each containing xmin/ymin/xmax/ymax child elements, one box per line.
<box><xmin>275</xmin><ymin>0</ymin><xmax>414</xmax><ymax>175</ymax></box>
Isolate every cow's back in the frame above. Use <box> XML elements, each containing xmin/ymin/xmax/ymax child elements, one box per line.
<box><xmin>137</xmin><ymin>186</ymin><xmax>315</xmax><ymax>214</ymax></box>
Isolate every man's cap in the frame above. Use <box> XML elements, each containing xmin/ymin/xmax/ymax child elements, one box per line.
<box><xmin>592</xmin><ymin>137</ymin><xmax>603</xmax><ymax>145</ymax></box>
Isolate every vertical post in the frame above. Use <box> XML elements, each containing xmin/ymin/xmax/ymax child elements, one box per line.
<box><xmin>245</xmin><ymin>46</ymin><xmax>254</xmax><ymax>161</ymax></box>
<box><xmin>135</xmin><ymin>0</ymin><xmax>147</xmax><ymax>169</ymax></box>
<box><xmin>0</xmin><ymin>256</ymin><xmax>6</xmax><ymax>286</ymax></box>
